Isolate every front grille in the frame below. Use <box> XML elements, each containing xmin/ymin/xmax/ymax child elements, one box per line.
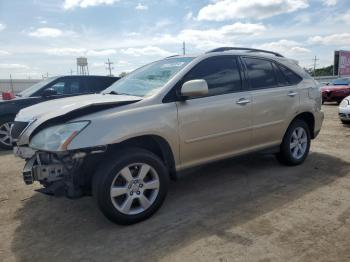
<box><xmin>11</xmin><ymin>121</ymin><xmax>29</xmax><ymax>139</ymax></box>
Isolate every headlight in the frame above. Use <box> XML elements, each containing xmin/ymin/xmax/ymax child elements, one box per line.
<box><xmin>30</xmin><ymin>121</ymin><xmax>90</xmax><ymax>151</ymax></box>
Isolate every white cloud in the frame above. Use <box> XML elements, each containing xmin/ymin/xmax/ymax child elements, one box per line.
<box><xmin>45</xmin><ymin>48</ymin><xmax>117</xmax><ymax>57</ymax></box>
<box><xmin>86</xmin><ymin>49</ymin><xmax>117</xmax><ymax>56</ymax></box>
<box><xmin>63</xmin><ymin>0</ymin><xmax>120</xmax><ymax>9</ymax></box>
<box><xmin>91</xmin><ymin>62</ymin><xmax>105</xmax><ymax>68</ymax></box>
<box><xmin>28</xmin><ymin>27</ymin><xmax>63</xmax><ymax>38</ymax></box>
<box><xmin>45</xmin><ymin>48</ymin><xmax>86</xmax><ymax>56</ymax></box>
<box><xmin>135</xmin><ymin>3</ymin><xmax>148</xmax><ymax>10</ymax></box>
<box><xmin>0</xmin><ymin>23</ymin><xmax>6</xmax><ymax>31</ymax></box>
<box><xmin>155</xmin><ymin>22</ymin><xmax>266</xmax><ymax>49</ymax></box>
<box><xmin>197</xmin><ymin>0</ymin><xmax>309</xmax><ymax>21</ymax></box>
<box><xmin>120</xmin><ymin>46</ymin><xmax>173</xmax><ymax>57</ymax></box>
<box><xmin>255</xmin><ymin>40</ymin><xmax>311</xmax><ymax>56</ymax></box>
<box><xmin>308</xmin><ymin>33</ymin><xmax>350</xmax><ymax>46</ymax></box>
<box><xmin>184</xmin><ymin>11</ymin><xmax>193</xmax><ymax>21</ymax></box>
<box><xmin>0</xmin><ymin>50</ymin><xmax>11</xmax><ymax>56</ymax></box>
<box><xmin>341</xmin><ymin>11</ymin><xmax>350</xmax><ymax>24</ymax></box>
<box><xmin>322</xmin><ymin>0</ymin><xmax>337</xmax><ymax>6</ymax></box>
<box><xmin>0</xmin><ymin>64</ymin><xmax>29</xmax><ymax>70</ymax></box>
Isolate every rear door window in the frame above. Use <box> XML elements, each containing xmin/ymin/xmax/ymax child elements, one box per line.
<box><xmin>278</xmin><ymin>65</ymin><xmax>302</xmax><ymax>85</ymax></box>
<box><xmin>83</xmin><ymin>78</ymin><xmax>112</xmax><ymax>93</ymax></box>
<box><xmin>69</xmin><ymin>80</ymin><xmax>81</xmax><ymax>94</ymax></box>
<box><xmin>272</xmin><ymin>63</ymin><xmax>289</xmax><ymax>86</ymax></box>
<box><xmin>243</xmin><ymin>57</ymin><xmax>278</xmax><ymax>89</ymax></box>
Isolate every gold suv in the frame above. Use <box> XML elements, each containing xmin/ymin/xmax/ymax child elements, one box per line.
<box><xmin>13</xmin><ymin>47</ymin><xmax>324</xmax><ymax>224</ymax></box>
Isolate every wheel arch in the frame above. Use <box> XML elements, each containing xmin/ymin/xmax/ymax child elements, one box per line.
<box><xmin>291</xmin><ymin>112</ymin><xmax>315</xmax><ymax>139</ymax></box>
<box><xmin>107</xmin><ymin>135</ymin><xmax>177</xmax><ymax>180</ymax></box>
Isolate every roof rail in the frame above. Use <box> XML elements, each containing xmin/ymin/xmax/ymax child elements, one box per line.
<box><xmin>206</xmin><ymin>47</ymin><xmax>284</xmax><ymax>57</ymax></box>
<box><xmin>164</xmin><ymin>54</ymin><xmax>180</xmax><ymax>59</ymax></box>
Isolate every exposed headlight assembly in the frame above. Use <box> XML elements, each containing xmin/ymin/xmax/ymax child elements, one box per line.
<box><xmin>30</xmin><ymin>121</ymin><xmax>90</xmax><ymax>151</ymax></box>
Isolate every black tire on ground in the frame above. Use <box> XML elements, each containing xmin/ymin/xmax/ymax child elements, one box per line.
<box><xmin>0</xmin><ymin>116</ymin><xmax>14</xmax><ymax>150</ymax></box>
<box><xmin>92</xmin><ymin>148</ymin><xmax>169</xmax><ymax>225</ymax></box>
<box><xmin>276</xmin><ymin>119</ymin><xmax>311</xmax><ymax>166</ymax></box>
<box><xmin>341</xmin><ymin>120</ymin><xmax>350</xmax><ymax>125</ymax></box>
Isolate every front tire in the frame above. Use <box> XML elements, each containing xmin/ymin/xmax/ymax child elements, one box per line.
<box><xmin>276</xmin><ymin>119</ymin><xmax>311</xmax><ymax>166</ymax></box>
<box><xmin>93</xmin><ymin>148</ymin><xmax>169</xmax><ymax>225</ymax></box>
<box><xmin>0</xmin><ymin>116</ymin><xmax>14</xmax><ymax>150</ymax></box>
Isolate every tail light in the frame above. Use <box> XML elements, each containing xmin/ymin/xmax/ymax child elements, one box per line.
<box><xmin>2</xmin><ymin>91</ymin><xmax>15</xmax><ymax>100</ymax></box>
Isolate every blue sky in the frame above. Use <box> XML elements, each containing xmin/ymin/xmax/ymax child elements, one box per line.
<box><xmin>0</xmin><ymin>0</ymin><xmax>349</xmax><ymax>78</ymax></box>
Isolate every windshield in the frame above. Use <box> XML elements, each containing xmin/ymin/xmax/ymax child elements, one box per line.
<box><xmin>332</xmin><ymin>78</ymin><xmax>350</xmax><ymax>86</ymax></box>
<box><xmin>103</xmin><ymin>57</ymin><xmax>194</xmax><ymax>97</ymax></box>
<box><xmin>18</xmin><ymin>77</ymin><xmax>58</xmax><ymax>97</ymax></box>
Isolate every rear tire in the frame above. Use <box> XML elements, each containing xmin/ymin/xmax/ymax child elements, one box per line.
<box><xmin>0</xmin><ymin>116</ymin><xmax>14</xmax><ymax>150</ymax></box>
<box><xmin>276</xmin><ymin>119</ymin><xmax>311</xmax><ymax>166</ymax></box>
<box><xmin>93</xmin><ymin>148</ymin><xmax>169</xmax><ymax>225</ymax></box>
<box><xmin>341</xmin><ymin>120</ymin><xmax>350</xmax><ymax>125</ymax></box>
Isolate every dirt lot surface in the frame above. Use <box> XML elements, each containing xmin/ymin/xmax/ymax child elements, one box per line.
<box><xmin>0</xmin><ymin>104</ymin><xmax>350</xmax><ymax>262</ymax></box>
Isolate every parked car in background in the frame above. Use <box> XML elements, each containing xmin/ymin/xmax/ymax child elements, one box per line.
<box><xmin>320</xmin><ymin>78</ymin><xmax>350</xmax><ymax>104</ymax></box>
<box><xmin>13</xmin><ymin>47</ymin><xmax>323</xmax><ymax>224</ymax></box>
<box><xmin>339</xmin><ymin>96</ymin><xmax>350</xmax><ymax>124</ymax></box>
<box><xmin>0</xmin><ymin>75</ymin><xmax>119</xmax><ymax>149</ymax></box>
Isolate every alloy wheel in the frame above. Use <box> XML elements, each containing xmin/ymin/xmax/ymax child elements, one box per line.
<box><xmin>110</xmin><ymin>163</ymin><xmax>160</xmax><ymax>215</ymax></box>
<box><xmin>0</xmin><ymin>122</ymin><xmax>13</xmax><ymax>147</ymax></box>
<box><xmin>289</xmin><ymin>127</ymin><xmax>308</xmax><ymax>160</ymax></box>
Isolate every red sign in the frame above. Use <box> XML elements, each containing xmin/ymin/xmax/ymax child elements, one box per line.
<box><xmin>339</xmin><ymin>51</ymin><xmax>350</xmax><ymax>76</ymax></box>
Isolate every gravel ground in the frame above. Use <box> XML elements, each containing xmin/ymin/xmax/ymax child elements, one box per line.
<box><xmin>0</xmin><ymin>104</ymin><xmax>349</xmax><ymax>262</ymax></box>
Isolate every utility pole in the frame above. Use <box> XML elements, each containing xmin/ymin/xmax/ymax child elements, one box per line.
<box><xmin>183</xmin><ymin>41</ymin><xmax>186</xmax><ymax>55</ymax></box>
<box><xmin>9</xmin><ymin>74</ymin><xmax>14</xmax><ymax>93</ymax></box>
<box><xmin>312</xmin><ymin>56</ymin><xmax>319</xmax><ymax>77</ymax></box>
<box><xmin>70</xmin><ymin>69</ymin><xmax>74</xmax><ymax>75</ymax></box>
<box><xmin>105</xmin><ymin>58</ymin><xmax>114</xmax><ymax>76</ymax></box>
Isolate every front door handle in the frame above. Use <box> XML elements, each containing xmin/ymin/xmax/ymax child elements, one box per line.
<box><xmin>288</xmin><ymin>91</ymin><xmax>298</xmax><ymax>97</ymax></box>
<box><xmin>236</xmin><ymin>98</ymin><xmax>251</xmax><ymax>105</ymax></box>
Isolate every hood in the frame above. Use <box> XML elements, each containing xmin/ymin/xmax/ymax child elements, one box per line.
<box><xmin>16</xmin><ymin>93</ymin><xmax>142</xmax><ymax>123</ymax></box>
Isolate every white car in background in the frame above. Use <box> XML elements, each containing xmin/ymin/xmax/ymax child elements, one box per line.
<box><xmin>339</xmin><ymin>96</ymin><xmax>350</xmax><ymax>124</ymax></box>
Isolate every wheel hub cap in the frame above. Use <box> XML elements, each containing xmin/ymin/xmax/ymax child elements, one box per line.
<box><xmin>0</xmin><ymin>122</ymin><xmax>13</xmax><ymax>147</ymax></box>
<box><xmin>290</xmin><ymin>127</ymin><xmax>307</xmax><ymax>160</ymax></box>
<box><xmin>110</xmin><ymin>163</ymin><xmax>160</xmax><ymax>215</ymax></box>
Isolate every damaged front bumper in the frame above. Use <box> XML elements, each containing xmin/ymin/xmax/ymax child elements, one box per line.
<box><xmin>21</xmin><ymin>150</ymin><xmax>87</xmax><ymax>198</ymax></box>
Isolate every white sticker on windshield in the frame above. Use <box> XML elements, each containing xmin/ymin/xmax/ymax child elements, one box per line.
<box><xmin>161</xmin><ymin>62</ymin><xmax>185</xmax><ymax>68</ymax></box>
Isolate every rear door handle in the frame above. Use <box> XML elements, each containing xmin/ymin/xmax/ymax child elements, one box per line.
<box><xmin>288</xmin><ymin>91</ymin><xmax>298</xmax><ymax>97</ymax></box>
<box><xmin>236</xmin><ymin>98</ymin><xmax>251</xmax><ymax>105</ymax></box>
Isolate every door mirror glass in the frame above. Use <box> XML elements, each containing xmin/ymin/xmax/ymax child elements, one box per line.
<box><xmin>42</xmin><ymin>88</ymin><xmax>57</xmax><ymax>97</ymax></box>
<box><xmin>181</xmin><ymin>79</ymin><xmax>208</xmax><ymax>98</ymax></box>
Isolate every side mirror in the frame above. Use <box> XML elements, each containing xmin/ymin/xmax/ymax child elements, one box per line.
<box><xmin>42</xmin><ymin>88</ymin><xmax>57</xmax><ymax>97</ymax></box>
<box><xmin>180</xmin><ymin>79</ymin><xmax>208</xmax><ymax>99</ymax></box>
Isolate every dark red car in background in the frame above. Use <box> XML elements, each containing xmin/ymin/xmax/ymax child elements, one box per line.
<box><xmin>321</xmin><ymin>78</ymin><xmax>350</xmax><ymax>104</ymax></box>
